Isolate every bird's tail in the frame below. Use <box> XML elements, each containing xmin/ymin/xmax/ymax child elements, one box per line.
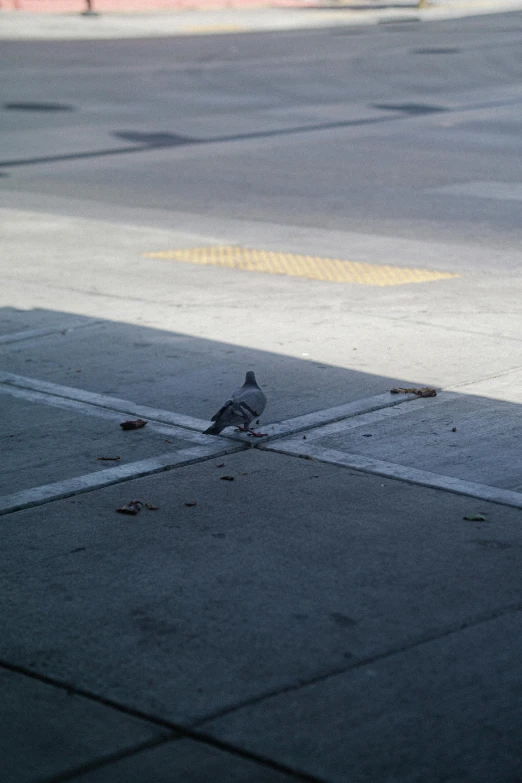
<box><xmin>203</xmin><ymin>423</ymin><xmax>222</xmax><ymax>435</ymax></box>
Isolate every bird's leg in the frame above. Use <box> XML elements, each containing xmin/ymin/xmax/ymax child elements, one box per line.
<box><xmin>246</xmin><ymin>427</ymin><xmax>267</xmax><ymax>438</ymax></box>
<box><xmin>234</xmin><ymin>425</ymin><xmax>267</xmax><ymax>437</ymax></box>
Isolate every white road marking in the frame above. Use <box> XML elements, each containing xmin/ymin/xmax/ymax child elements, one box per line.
<box><xmin>0</xmin><ymin>443</ymin><xmax>244</xmax><ymax>516</ymax></box>
<box><xmin>0</xmin><ymin>371</ymin><xmax>209</xmax><ymax>432</ymax></box>
<box><xmin>264</xmin><ymin>440</ymin><xmax>522</xmax><ymax>509</ymax></box>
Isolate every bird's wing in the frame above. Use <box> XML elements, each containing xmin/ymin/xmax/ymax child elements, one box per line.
<box><xmin>233</xmin><ymin>386</ymin><xmax>267</xmax><ymax>420</ymax></box>
<box><xmin>212</xmin><ymin>399</ymin><xmax>253</xmax><ymax>428</ymax></box>
<box><xmin>211</xmin><ymin>398</ymin><xmax>233</xmax><ymax>422</ymax></box>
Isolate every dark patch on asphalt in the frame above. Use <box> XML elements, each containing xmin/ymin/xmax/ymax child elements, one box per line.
<box><xmin>4</xmin><ymin>102</ymin><xmax>75</xmax><ymax>112</ymax></box>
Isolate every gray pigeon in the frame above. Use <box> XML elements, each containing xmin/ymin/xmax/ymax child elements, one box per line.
<box><xmin>203</xmin><ymin>371</ymin><xmax>267</xmax><ymax>436</ymax></box>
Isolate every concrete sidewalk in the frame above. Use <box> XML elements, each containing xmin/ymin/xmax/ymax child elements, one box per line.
<box><xmin>1</xmin><ymin>0</ymin><xmax>522</xmax><ymax>39</ymax></box>
<box><xmin>1</xmin><ymin>200</ymin><xmax>522</xmax><ymax>782</ymax></box>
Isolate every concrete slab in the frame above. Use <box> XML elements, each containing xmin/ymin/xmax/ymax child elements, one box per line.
<box><xmin>0</xmin><ymin>381</ymin><xmax>242</xmax><ymax>513</ymax></box>
<box><xmin>266</xmin><ymin>370</ymin><xmax>522</xmax><ymax>506</ymax></box>
<box><xmin>69</xmin><ymin>736</ymin><xmax>299</xmax><ymax>783</ymax></box>
<box><xmin>1</xmin><ymin>209</ymin><xmax>521</xmax><ymax>421</ymax></box>
<box><xmin>202</xmin><ymin>611</ymin><xmax>522</xmax><ymax>783</ymax></box>
<box><xmin>0</xmin><ymin>309</ymin><xmax>98</xmax><ymax>342</ymax></box>
<box><xmin>0</xmin><ymin>314</ymin><xmax>440</xmax><ymax>424</ymax></box>
<box><xmin>1</xmin><ymin>667</ymin><xmax>166</xmax><ymax>783</ymax></box>
<box><xmin>1</xmin><ymin>450</ymin><xmax>521</xmax><ymax>727</ymax></box>
<box><xmin>0</xmin><ymin>392</ymin><xmax>204</xmax><ymax>495</ymax></box>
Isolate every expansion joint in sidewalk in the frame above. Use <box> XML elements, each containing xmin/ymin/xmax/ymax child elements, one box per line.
<box><xmin>193</xmin><ymin>600</ymin><xmax>522</xmax><ymax>727</ymax></box>
<box><xmin>0</xmin><ymin>657</ymin><xmax>328</xmax><ymax>783</ymax></box>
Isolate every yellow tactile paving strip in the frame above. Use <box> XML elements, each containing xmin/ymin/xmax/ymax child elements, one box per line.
<box><xmin>144</xmin><ymin>246</ymin><xmax>460</xmax><ymax>287</ymax></box>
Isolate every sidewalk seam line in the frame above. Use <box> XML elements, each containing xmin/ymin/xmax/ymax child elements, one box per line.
<box><xmin>0</xmin><ymin>443</ymin><xmax>246</xmax><ymax>517</ymax></box>
<box><xmin>0</xmin><ymin>659</ymin><xmax>327</xmax><ymax>783</ymax></box>
<box><xmin>2</xmin><ymin>601</ymin><xmax>520</xmax><ymax>781</ymax></box>
<box><xmin>36</xmin><ymin>736</ymin><xmax>175</xmax><ymax>783</ymax></box>
<box><xmin>193</xmin><ymin>601</ymin><xmax>522</xmax><ymax>727</ymax></box>
<box><xmin>262</xmin><ymin>441</ymin><xmax>522</xmax><ymax>509</ymax></box>
<box><xmin>0</xmin><ymin>319</ymin><xmax>103</xmax><ymax>346</ymax></box>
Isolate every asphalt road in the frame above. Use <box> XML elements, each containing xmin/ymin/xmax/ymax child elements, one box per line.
<box><xmin>2</xmin><ymin>12</ymin><xmax>522</xmax><ymax>253</ymax></box>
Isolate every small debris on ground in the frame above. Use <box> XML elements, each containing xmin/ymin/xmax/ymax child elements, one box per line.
<box><xmin>220</xmin><ymin>475</ymin><xmax>234</xmax><ymax>481</ymax></box>
<box><xmin>96</xmin><ymin>456</ymin><xmax>120</xmax><ymax>461</ymax></box>
<box><xmin>390</xmin><ymin>387</ymin><xmax>437</xmax><ymax>397</ymax></box>
<box><xmin>120</xmin><ymin>419</ymin><xmax>147</xmax><ymax>430</ymax></box>
<box><xmin>451</xmin><ymin>427</ymin><xmax>457</xmax><ymax>432</ymax></box>
<box><xmin>116</xmin><ymin>500</ymin><xmax>143</xmax><ymax>515</ymax></box>
<box><xmin>184</xmin><ymin>501</ymin><xmax>197</xmax><ymax>507</ymax></box>
<box><xmin>216</xmin><ymin>463</ymin><xmax>225</xmax><ymax>468</ymax></box>
<box><xmin>463</xmin><ymin>514</ymin><xmax>488</xmax><ymax>522</ymax></box>
<box><xmin>145</xmin><ymin>503</ymin><xmax>159</xmax><ymax>511</ymax></box>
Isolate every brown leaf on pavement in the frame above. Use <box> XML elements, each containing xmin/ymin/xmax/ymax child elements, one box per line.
<box><xmin>220</xmin><ymin>475</ymin><xmax>234</xmax><ymax>481</ymax></box>
<box><xmin>390</xmin><ymin>387</ymin><xmax>437</xmax><ymax>397</ymax></box>
<box><xmin>120</xmin><ymin>419</ymin><xmax>148</xmax><ymax>430</ymax></box>
<box><xmin>145</xmin><ymin>503</ymin><xmax>159</xmax><ymax>511</ymax></box>
<box><xmin>116</xmin><ymin>500</ymin><xmax>143</xmax><ymax>515</ymax></box>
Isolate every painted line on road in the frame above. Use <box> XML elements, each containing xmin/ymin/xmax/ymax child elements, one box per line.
<box><xmin>0</xmin><ymin>442</ymin><xmax>245</xmax><ymax>517</ymax></box>
<box><xmin>264</xmin><ymin>440</ymin><xmax>522</xmax><ymax>509</ymax></box>
<box><xmin>0</xmin><ymin>319</ymin><xmax>102</xmax><ymax>347</ymax></box>
<box><xmin>0</xmin><ymin>371</ymin><xmax>209</xmax><ymax>432</ymax></box>
<box><xmin>0</xmin><ymin>384</ymin><xmax>216</xmax><ymax>445</ymax></box>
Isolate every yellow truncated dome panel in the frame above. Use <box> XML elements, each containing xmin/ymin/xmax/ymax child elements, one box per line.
<box><xmin>144</xmin><ymin>246</ymin><xmax>459</xmax><ymax>287</ymax></box>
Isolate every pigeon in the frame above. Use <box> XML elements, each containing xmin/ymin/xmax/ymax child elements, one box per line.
<box><xmin>203</xmin><ymin>371</ymin><xmax>267</xmax><ymax>437</ymax></box>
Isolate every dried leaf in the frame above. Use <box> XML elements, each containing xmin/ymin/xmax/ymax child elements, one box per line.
<box><xmin>390</xmin><ymin>387</ymin><xmax>437</xmax><ymax>397</ymax></box>
<box><xmin>120</xmin><ymin>419</ymin><xmax>147</xmax><ymax>430</ymax></box>
<box><xmin>145</xmin><ymin>503</ymin><xmax>159</xmax><ymax>511</ymax></box>
<box><xmin>184</xmin><ymin>501</ymin><xmax>197</xmax><ymax>507</ymax></box>
<box><xmin>116</xmin><ymin>500</ymin><xmax>143</xmax><ymax>515</ymax></box>
<box><xmin>216</xmin><ymin>463</ymin><xmax>225</xmax><ymax>468</ymax></box>
<box><xmin>220</xmin><ymin>475</ymin><xmax>234</xmax><ymax>481</ymax></box>
<box><xmin>96</xmin><ymin>455</ymin><xmax>121</xmax><ymax>461</ymax></box>
<box><xmin>463</xmin><ymin>514</ymin><xmax>487</xmax><ymax>522</ymax></box>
